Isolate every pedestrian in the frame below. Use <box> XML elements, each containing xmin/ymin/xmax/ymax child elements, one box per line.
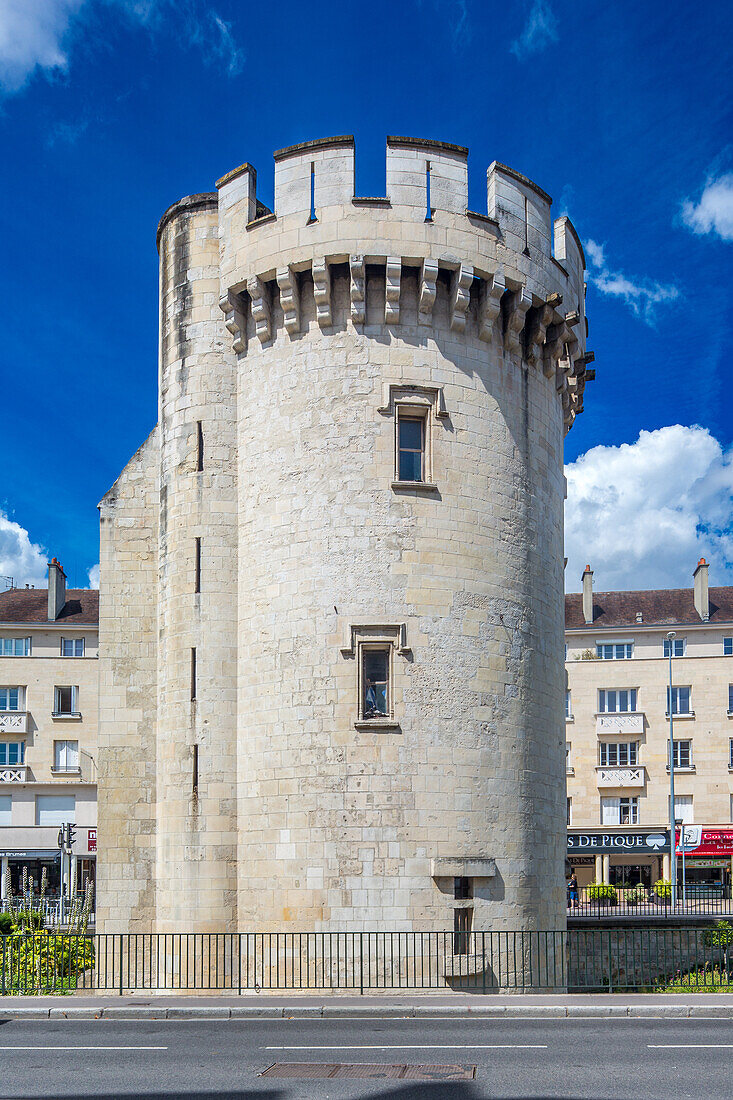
<box><xmin>568</xmin><ymin>870</ymin><xmax>579</xmax><ymax>909</ymax></box>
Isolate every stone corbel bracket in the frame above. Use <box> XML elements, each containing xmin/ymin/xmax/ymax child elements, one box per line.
<box><xmin>218</xmin><ymin>291</ymin><xmax>247</xmax><ymax>354</ymax></box>
<box><xmin>350</xmin><ymin>255</ymin><xmax>365</xmax><ymax>324</ymax></box>
<box><xmin>312</xmin><ymin>258</ymin><xmax>332</xmax><ymax>327</ymax></box>
<box><xmin>526</xmin><ymin>294</ymin><xmax>561</xmax><ymax>366</ymax></box>
<box><xmin>418</xmin><ymin>259</ymin><xmax>438</xmax><ymax>325</ymax></box>
<box><xmin>478</xmin><ymin>269</ymin><xmax>506</xmax><ymax>342</ymax></box>
<box><xmin>385</xmin><ymin>257</ymin><xmax>401</xmax><ymax>324</ymax></box>
<box><xmin>450</xmin><ymin>263</ymin><xmax>474</xmax><ymax>333</ymax></box>
<box><xmin>430</xmin><ymin>856</ymin><xmax>497</xmax><ymax>878</ymax></box>
<box><xmin>377</xmin><ymin>383</ymin><xmax>448</xmax><ymax>419</ymax></box>
<box><xmin>340</xmin><ymin>622</ymin><xmax>411</xmax><ymax>658</ymax></box>
<box><xmin>276</xmin><ymin>265</ymin><xmax>301</xmax><ymax>336</ymax></box>
<box><xmin>247</xmin><ymin>275</ymin><xmax>272</xmax><ymax>344</ymax></box>
<box><xmin>503</xmin><ymin>286</ymin><xmax>532</xmax><ymax>354</ymax></box>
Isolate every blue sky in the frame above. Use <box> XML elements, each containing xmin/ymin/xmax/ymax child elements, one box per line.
<box><xmin>0</xmin><ymin>0</ymin><xmax>731</xmax><ymax>592</ymax></box>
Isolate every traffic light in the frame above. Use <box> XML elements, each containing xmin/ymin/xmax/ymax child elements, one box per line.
<box><xmin>57</xmin><ymin>827</ymin><xmax>64</xmax><ymax>849</ymax></box>
<box><xmin>65</xmin><ymin>822</ymin><xmax>76</xmax><ymax>850</ymax></box>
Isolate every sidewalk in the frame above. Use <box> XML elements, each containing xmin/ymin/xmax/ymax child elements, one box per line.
<box><xmin>2</xmin><ymin>991</ymin><xmax>733</xmax><ymax>1019</ymax></box>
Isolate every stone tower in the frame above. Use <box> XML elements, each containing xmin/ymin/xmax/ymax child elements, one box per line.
<box><xmin>97</xmin><ymin>135</ymin><xmax>593</xmax><ymax>937</ymax></box>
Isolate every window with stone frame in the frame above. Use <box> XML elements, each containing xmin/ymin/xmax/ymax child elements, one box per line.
<box><xmin>396</xmin><ymin>411</ymin><xmax>426</xmax><ymax>483</ymax></box>
<box><xmin>378</xmin><ymin>384</ymin><xmax>446</xmax><ymax>491</ymax></box>
<box><xmin>342</xmin><ymin>623</ymin><xmax>409</xmax><ymax>730</ymax></box>
<box><xmin>361</xmin><ymin>647</ymin><xmax>390</xmax><ymax>720</ymax></box>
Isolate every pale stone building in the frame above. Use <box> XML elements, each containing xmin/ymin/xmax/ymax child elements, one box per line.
<box><xmin>98</xmin><ymin>134</ymin><xmax>593</xmax><ymax>936</ymax></box>
<box><xmin>0</xmin><ymin>562</ymin><xmax>98</xmax><ymax>902</ymax></box>
<box><xmin>565</xmin><ymin>560</ymin><xmax>733</xmax><ymax>890</ymax></box>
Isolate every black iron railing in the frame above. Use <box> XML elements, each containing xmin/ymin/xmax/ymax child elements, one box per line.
<box><xmin>567</xmin><ymin>885</ymin><xmax>733</xmax><ymax>918</ymax></box>
<box><xmin>2</xmin><ymin>927</ymin><xmax>733</xmax><ymax>995</ymax></box>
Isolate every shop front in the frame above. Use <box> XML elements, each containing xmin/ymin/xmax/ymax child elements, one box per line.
<box><xmin>0</xmin><ymin>827</ymin><xmax>97</xmax><ymax>901</ymax></box>
<box><xmin>677</xmin><ymin>827</ymin><xmax>733</xmax><ymax>896</ymax></box>
<box><xmin>568</xmin><ymin>828</ymin><xmax>670</xmax><ymax>887</ymax></box>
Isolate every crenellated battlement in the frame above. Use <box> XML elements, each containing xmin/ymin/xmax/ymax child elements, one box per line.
<box><xmin>160</xmin><ymin>135</ymin><xmax>594</xmax><ymax>432</ymax></box>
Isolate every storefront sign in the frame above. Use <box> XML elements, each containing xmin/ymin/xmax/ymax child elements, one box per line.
<box><xmin>87</xmin><ymin>829</ymin><xmax>97</xmax><ymax>853</ymax></box>
<box><xmin>676</xmin><ymin>826</ymin><xmax>733</xmax><ymax>857</ymax></box>
<box><xmin>0</xmin><ymin>850</ymin><xmax>59</xmax><ymax>859</ymax></box>
<box><xmin>568</xmin><ymin>831</ymin><xmax>669</xmax><ymax>854</ymax></box>
<box><xmin>568</xmin><ymin>856</ymin><xmax>596</xmax><ymax>866</ymax></box>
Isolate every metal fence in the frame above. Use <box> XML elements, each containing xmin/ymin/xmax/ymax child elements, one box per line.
<box><xmin>2</xmin><ymin>927</ymin><xmax>733</xmax><ymax>995</ymax></box>
<box><xmin>567</xmin><ymin>885</ymin><xmax>733</xmax><ymax>919</ymax></box>
<box><xmin>0</xmin><ymin>898</ymin><xmax>95</xmax><ymax>928</ymax></box>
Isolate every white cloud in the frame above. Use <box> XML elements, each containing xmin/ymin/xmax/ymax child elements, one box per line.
<box><xmin>87</xmin><ymin>563</ymin><xmax>100</xmax><ymax>588</ymax></box>
<box><xmin>0</xmin><ymin>0</ymin><xmax>85</xmax><ymax>93</ymax></box>
<box><xmin>681</xmin><ymin>172</ymin><xmax>733</xmax><ymax>242</ymax></box>
<box><xmin>0</xmin><ymin>0</ymin><xmax>244</xmax><ymax>97</ymax></box>
<box><xmin>510</xmin><ymin>0</ymin><xmax>558</xmax><ymax>59</ymax></box>
<box><xmin>584</xmin><ymin>239</ymin><xmax>679</xmax><ymax>325</ymax></box>
<box><xmin>565</xmin><ymin>426</ymin><xmax>733</xmax><ymax>593</ymax></box>
<box><xmin>0</xmin><ymin>511</ymin><xmax>49</xmax><ymax>589</ymax></box>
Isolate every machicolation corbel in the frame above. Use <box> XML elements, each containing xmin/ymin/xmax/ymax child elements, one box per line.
<box><xmin>219</xmin><ymin>291</ymin><xmax>247</xmax><ymax>354</ymax></box>
<box><xmin>478</xmin><ymin>270</ymin><xmax>506</xmax><ymax>342</ymax></box>
<box><xmin>450</xmin><ymin>263</ymin><xmax>474</xmax><ymax>334</ymax></box>
<box><xmin>385</xmin><ymin>258</ymin><xmax>401</xmax><ymax>324</ymax></box>
<box><xmin>312</xmin><ymin>258</ymin><xmax>332</xmax><ymax>327</ymax></box>
<box><xmin>276</xmin><ymin>266</ymin><xmax>301</xmax><ymax>336</ymax></box>
<box><xmin>418</xmin><ymin>259</ymin><xmax>438</xmax><ymax>325</ymax></box>
<box><xmin>503</xmin><ymin>287</ymin><xmax>532</xmax><ymax>354</ymax></box>
<box><xmin>350</xmin><ymin>256</ymin><xmax>365</xmax><ymax>324</ymax></box>
<box><xmin>247</xmin><ymin>275</ymin><xmax>272</xmax><ymax>344</ymax></box>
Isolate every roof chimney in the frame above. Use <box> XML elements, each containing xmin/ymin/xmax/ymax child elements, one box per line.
<box><xmin>582</xmin><ymin>565</ymin><xmax>594</xmax><ymax>625</ymax></box>
<box><xmin>693</xmin><ymin>557</ymin><xmax>709</xmax><ymax>622</ymax></box>
<box><xmin>47</xmin><ymin>558</ymin><xmax>66</xmax><ymax>621</ymax></box>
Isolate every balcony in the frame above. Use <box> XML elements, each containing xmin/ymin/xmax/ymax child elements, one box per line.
<box><xmin>595</xmin><ymin>712</ymin><xmax>644</xmax><ymax>736</ymax></box>
<box><xmin>596</xmin><ymin>765</ymin><xmax>645</xmax><ymax>788</ymax></box>
<box><xmin>0</xmin><ymin>711</ymin><xmax>28</xmax><ymax>734</ymax></box>
<box><xmin>0</xmin><ymin>763</ymin><xmax>27</xmax><ymax>783</ymax></box>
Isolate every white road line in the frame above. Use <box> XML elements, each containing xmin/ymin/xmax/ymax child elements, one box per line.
<box><xmin>648</xmin><ymin>1044</ymin><xmax>733</xmax><ymax>1049</ymax></box>
<box><xmin>0</xmin><ymin>1045</ymin><xmax>167</xmax><ymax>1051</ymax></box>
<box><xmin>266</xmin><ymin>1044</ymin><xmax>547</xmax><ymax>1050</ymax></box>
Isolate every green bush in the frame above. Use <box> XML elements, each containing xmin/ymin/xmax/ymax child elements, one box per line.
<box><xmin>15</xmin><ymin>909</ymin><xmax>44</xmax><ymax>931</ymax></box>
<box><xmin>587</xmin><ymin>883</ymin><xmax>618</xmax><ymax>904</ymax></box>
<box><xmin>0</xmin><ymin>932</ymin><xmax>95</xmax><ymax>994</ymax></box>
<box><xmin>654</xmin><ymin>879</ymin><xmax>672</xmax><ymax>899</ymax></box>
<box><xmin>0</xmin><ymin>913</ymin><xmax>14</xmax><ymax>935</ymax></box>
<box><xmin>703</xmin><ymin>920</ymin><xmax>733</xmax><ymax>947</ymax></box>
<box><xmin>625</xmin><ymin>884</ymin><xmax>648</xmax><ymax>905</ymax></box>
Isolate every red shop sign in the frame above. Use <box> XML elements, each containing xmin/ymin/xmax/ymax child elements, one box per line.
<box><xmin>676</xmin><ymin>826</ymin><xmax>733</xmax><ymax>857</ymax></box>
<box><xmin>88</xmin><ymin>828</ymin><xmax>97</xmax><ymax>853</ymax></box>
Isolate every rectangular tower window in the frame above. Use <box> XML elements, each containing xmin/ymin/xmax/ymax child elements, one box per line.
<box><xmin>397</xmin><ymin>415</ymin><xmax>425</xmax><ymax>482</ymax></box>
<box><xmin>195</xmin><ymin>538</ymin><xmax>201</xmax><ymax>594</ymax></box>
<box><xmin>190</xmin><ymin>648</ymin><xmax>197</xmax><ymax>701</ymax></box>
<box><xmin>453</xmin><ymin>907</ymin><xmax>472</xmax><ymax>955</ymax></box>
<box><xmin>196</xmin><ymin>421</ymin><xmax>204</xmax><ymax>471</ymax></box>
<box><xmin>192</xmin><ymin>743</ymin><xmax>199</xmax><ymax>796</ymax></box>
<box><xmin>454</xmin><ymin>877</ymin><xmax>472</xmax><ymax>900</ymax></box>
<box><xmin>362</xmin><ymin>648</ymin><xmax>389</xmax><ymax>719</ymax></box>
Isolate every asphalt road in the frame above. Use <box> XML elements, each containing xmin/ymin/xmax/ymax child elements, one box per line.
<box><xmin>0</xmin><ymin>1016</ymin><xmax>732</xmax><ymax>1099</ymax></box>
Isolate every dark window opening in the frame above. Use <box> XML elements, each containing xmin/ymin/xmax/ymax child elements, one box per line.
<box><xmin>195</xmin><ymin>538</ymin><xmax>201</xmax><ymax>594</ymax></box>
<box><xmin>192</xmin><ymin>743</ymin><xmax>199</xmax><ymax>796</ymax></box>
<box><xmin>363</xmin><ymin>649</ymin><xmax>389</xmax><ymax>719</ymax></box>
<box><xmin>454</xmin><ymin>876</ymin><xmax>472</xmax><ymax>900</ymax></box>
<box><xmin>398</xmin><ymin>415</ymin><xmax>424</xmax><ymax>482</ymax></box>
<box><xmin>197</xmin><ymin>421</ymin><xmax>204</xmax><ymax>471</ymax></box>
<box><xmin>453</xmin><ymin>907</ymin><xmax>472</xmax><ymax>955</ymax></box>
<box><xmin>190</xmin><ymin>647</ymin><xmax>197</xmax><ymax>701</ymax></box>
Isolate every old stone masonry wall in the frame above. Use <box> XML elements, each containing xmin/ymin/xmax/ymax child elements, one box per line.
<box><xmin>97</xmin><ymin>135</ymin><xmax>594</xmax><ymax>938</ymax></box>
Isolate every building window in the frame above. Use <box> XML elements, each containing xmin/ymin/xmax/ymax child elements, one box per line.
<box><xmin>190</xmin><ymin>648</ymin><xmax>197</xmax><ymax>701</ymax></box>
<box><xmin>664</xmin><ymin>637</ymin><xmax>686</xmax><ymax>658</ymax></box>
<box><xmin>0</xmin><ymin>742</ymin><xmax>25</xmax><ymax>766</ymax></box>
<box><xmin>397</xmin><ymin>413</ymin><xmax>425</xmax><ymax>483</ymax></box>
<box><xmin>0</xmin><ymin>687</ymin><xmax>22</xmax><ymax>711</ymax></box>
<box><xmin>53</xmin><ymin>686</ymin><xmax>79</xmax><ymax>716</ymax></box>
<box><xmin>454</xmin><ymin>877</ymin><xmax>472</xmax><ymax>900</ymax></box>
<box><xmin>362</xmin><ymin>648</ymin><xmax>389</xmax><ymax>720</ymax></box>
<box><xmin>195</xmin><ymin>538</ymin><xmax>201</xmax><ymax>594</ymax></box>
<box><xmin>453</xmin><ymin>907</ymin><xmax>472</xmax><ymax>955</ymax></box>
<box><xmin>724</xmin><ymin>637</ymin><xmax>733</xmax><ymax>657</ymax></box>
<box><xmin>730</xmin><ymin>739</ymin><xmax>733</xmax><ymax>770</ymax></box>
<box><xmin>596</xmin><ymin>642</ymin><xmax>633</xmax><ymax>660</ymax></box>
<box><xmin>667</xmin><ymin>685</ymin><xmax>692</xmax><ymax>716</ymax></box>
<box><xmin>668</xmin><ymin>740</ymin><xmax>692</xmax><ymax>769</ymax></box>
<box><xmin>566</xmin><ymin>742</ymin><xmax>572</xmax><ymax>773</ymax></box>
<box><xmin>601</xmin><ymin>796</ymin><xmax>639</xmax><ymax>825</ymax></box>
<box><xmin>565</xmin><ymin>690</ymin><xmax>572</xmax><ymax>719</ymax></box>
<box><xmin>670</xmin><ymin>794</ymin><xmax>693</xmax><ymax>824</ymax></box>
<box><xmin>0</xmin><ymin>795</ymin><xmax>10</xmax><ymax>826</ymax></box>
<box><xmin>599</xmin><ymin>742</ymin><xmax>638</xmax><ymax>767</ymax></box>
<box><xmin>36</xmin><ymin>794</ymin><xmax>75</xmax><ymax>827</ymax></box>
<box><xmin>53</xmin><ymin>740</ymin><xmax>79</xmax><ymax>773</ymax></box>
<box><xmin>598</xmin><ymin>688</ymin><xmax>637</xmax><ymax>713</ymax></box>
<box><xmin>61</xmin><ymin>638</ymin><xmax>84</xmax><ymax>657</ymax></box>
<box><xmin>728</xmin><ymin>685</ymin><xmax>733</xmax><ymax>714</ymax></box>
<box><xmin>196</xmin><ymin>421</ymin><xmax>204</xmax><ymax>471</ymax></box>
<box><xmin>0</xmin><ymin>637</ymin><xmax>31</xmax><ymax>656</ymax></box>
<box><xmin>567</xmin><ymin>797</ymin><xmax>572</xmax><ymax>826</ymax></box>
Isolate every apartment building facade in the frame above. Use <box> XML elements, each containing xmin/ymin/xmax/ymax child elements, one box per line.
<box><xmin>0</xmin><ymin>561</ymin><xmax>98</xmax><ymax>900</ymax></box>
<box><xmin>566</xmin><ymin>559</ymin><xmax>733</xmax><ymax>890</ymax></box>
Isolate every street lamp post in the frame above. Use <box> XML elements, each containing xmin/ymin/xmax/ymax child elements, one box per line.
<box><xmin>667</xmin><ymin>630</ymin><xmax>677</xmax><ymax>911</ymax></box>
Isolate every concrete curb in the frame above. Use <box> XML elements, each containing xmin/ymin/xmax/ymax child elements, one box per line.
<box><xmin>2</xmin><ymin>1003</ymin><xmax>733</xmax><ymax>1020</ymax></box>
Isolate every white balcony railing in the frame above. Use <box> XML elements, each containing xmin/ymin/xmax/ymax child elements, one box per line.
<box><xmin>595</xmin><ymin>712</ymin><xmax>644</xmax><ymax>736</ymax></box>
<box><xmin>0</xmin><ymin>711</ymin><xmax>28</xmax><ymax>734</ymax></box>
<box><xmin>0</xmin><ymin>763</ymin><xmax>27</xmax><ymax>783</ymax></box>
<box><xmin>595</xmin><ymin>765</ymin><xmax>645</xmax><ymax>788</ymax></box>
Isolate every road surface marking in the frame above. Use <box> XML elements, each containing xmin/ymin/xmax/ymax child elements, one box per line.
<box><xmin>266</xmin><ymin>1044</ymin><xmax>547</xmax><ymax>1050</ymax></box>
<box><xmin>648</xmin><ymin>1044</ymin><xmax>733</xmax><ymax>1049</ymax></box>
<box><xmin>0</xmin><ymin>1045</ymin><xmax>167</xmax><ymax>1051</ymax></box>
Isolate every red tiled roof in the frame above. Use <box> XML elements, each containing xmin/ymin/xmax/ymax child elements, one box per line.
<box><xmin>565</xmin><ymin>587</ymin><xmax>733</xmax><ymax>630</ymax></box>
<box><xmin>0</xmin><ymin>588</ymin><xmax>99</xmax><ymax>625</ymax></box>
